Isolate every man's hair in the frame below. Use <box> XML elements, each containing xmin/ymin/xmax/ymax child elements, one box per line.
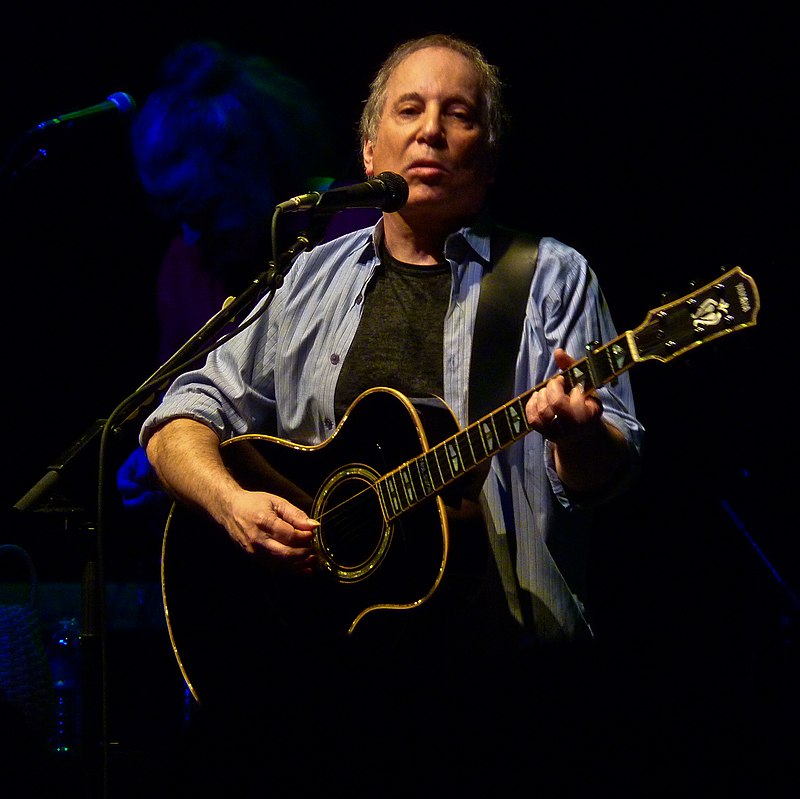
<box><xmin>359</xmin><ymin>34</ymin><xmax>507</xmax><ymax>163</ymax></box>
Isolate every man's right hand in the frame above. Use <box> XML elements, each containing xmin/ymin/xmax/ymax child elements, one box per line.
<box><xmin>220</xmin><ymin>488</ymin><xmax>319</xmax><ymax>574</ymax></box>
<box><xmin>145</xmin><ymin>417</ymin><xmax>318</xmax><ymax>574</ymax></box>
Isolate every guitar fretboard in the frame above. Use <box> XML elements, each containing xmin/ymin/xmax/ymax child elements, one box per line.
<box><xmin>375</xmin><ymin>265</ymin><xmax>760</xmax><ymax>519</ymax></box>
<box><xmin>377</xmin><ymin>332</ymin><xmax>635</xmax><ymax>519</ymax></box>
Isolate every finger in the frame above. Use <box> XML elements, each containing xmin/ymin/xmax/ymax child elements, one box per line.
<box><xmin>526</xmin><ymin>390</ymin><xmax>562</xmax><ymax>430</ymax></box>
<box><xmin>270</xmin><ymin>495</ymin><xmax>320</xmax><ymax>532</ymax></box>
<box><xmin>254</xmin><ymin>538</ymin><xmax>317</xmax><ymax>574</ymax></box>
<box><xmin>287</xmin><ymin>552</ymin><xmax>317</xmax><ymax>575</ymax></box>
<box><xmin>553</xmin><ymin>347</ymin><xmax>578</xmax><ymax>372</ymax></box>
<box><xmin>567</xmin><ymin>384</ymin><xmax>603</xmax><ymax>422</ymax></box>
<box><xmin>259</xmin><ymin>521</ymin><xmax>316</xmax><ymax>552</ymax></box>
<box><xmin>544</xmin><ymin>413</ymin><xmax>564</xmax><ymax>441</ymax></box>
<box><xmin>544</xmin><ymin>374</ymin><xmax>567</xmax><ymax>406</ymax></box>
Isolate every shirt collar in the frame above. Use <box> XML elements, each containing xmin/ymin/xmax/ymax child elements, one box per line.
<box><xmin>363</xmin><ymin>209</ymin><xmax>495</xmax><ymax>265</ymax></box>
<box><xmin>445</xmin><ymin>208</ymin><xmax>494</xmax><ymax>265</ymax></box>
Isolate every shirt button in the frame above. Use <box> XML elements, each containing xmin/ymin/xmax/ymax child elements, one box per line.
<box><xmin>330</xmin><ymin>353</ymin><xmax>340</xmax><ymax>365</ymax></box>
<box><xmin>324</xmin><ymin>418</ymin><xmax>334</xmax><ymax>430</ymax></box>
<box><xmin>355</xmin><ymin>293</ymin><xmax>363</xmax><ymax>305</ymax></box>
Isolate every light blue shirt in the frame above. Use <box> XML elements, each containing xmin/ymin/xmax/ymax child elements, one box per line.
<box><xmin>141</xmin><ymin>218</ymin><xmax>644</xmax><ymax>640</ymax></box>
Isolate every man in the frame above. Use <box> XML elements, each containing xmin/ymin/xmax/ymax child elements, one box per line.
<box><xmin>141</xmin><ymin>33</ymin><xmax>644</xmax><ymax>791</ymax></box>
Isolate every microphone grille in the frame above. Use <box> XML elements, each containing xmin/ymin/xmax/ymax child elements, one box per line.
<box><xmin>107</xmin><ymin>92</ymin><xmax>137</xmax><ymax>115</ymax></box>
<box><xmin>377</xmin><ymin>171</ymin><xmax>409</xmax><ymax>212</ymax></box>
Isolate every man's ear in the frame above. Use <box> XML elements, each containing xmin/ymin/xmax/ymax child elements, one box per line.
<box><xmin>362</xmin><ymin>138</ymin><xmax>375</xmax><ymax>177</ymax></box>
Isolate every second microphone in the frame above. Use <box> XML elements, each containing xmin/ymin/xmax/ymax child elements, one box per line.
<box><xmin>276</xmin><ymin>171</ymin><xmax>409</xmax><ymax>215</ymax></box>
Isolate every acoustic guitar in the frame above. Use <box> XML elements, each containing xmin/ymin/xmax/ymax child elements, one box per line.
<box><xmin>160</xmin><ymin>266</ymin><xmax>760</xmax><ymax>704</ymax></box>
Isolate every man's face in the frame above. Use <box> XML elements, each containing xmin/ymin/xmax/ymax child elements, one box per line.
<box><xmin>363</xmin><ymin>46</ymin><xmax>493</xmax><ymax>225</ymax></box>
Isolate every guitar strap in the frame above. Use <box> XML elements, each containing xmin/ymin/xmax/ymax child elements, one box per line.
<box><xmin>469</xmin><ymin>226</ymin><xmax>540</xmax><ymax>422</ymax></box>
<box><xmin>466</xmin><ymin>226</ymin><xmax>541</xmax><ymax>634</ymax></box>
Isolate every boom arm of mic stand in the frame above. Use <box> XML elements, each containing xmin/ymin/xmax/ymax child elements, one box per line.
<box><xmin>108</xmin><ymin>230</ymin><xmax>315</xmax><ymax>434</ymax></box>
<box><xmin>12</xmin><ymin>230</ymin><xmax>315</xmax><ymax>512</ymax></box>
<box><xmin>13</xmin><ymin>419</ymin><xmax>106</xmax><ymax>512</ymax></box>
<box><xmin>12</xmin><ymin>285</ymin><xmax>265</xmax><ymax>513</ymax></box>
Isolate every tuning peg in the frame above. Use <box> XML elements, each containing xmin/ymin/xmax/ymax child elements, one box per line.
<box><xmin>686</xmin><ymin>276</ymin><xmax>702</xmax><ymax>292</ymax></box>
<box><xmin>659</xmin><ymin>287</ymin><xmax>684</xmax><ymax>304</ymax></box>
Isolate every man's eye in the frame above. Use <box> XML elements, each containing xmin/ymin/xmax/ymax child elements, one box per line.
<box><xmin>449</xmin><ymin>109</ymin><xmax>474</xmax><ymax>123</ymax></box>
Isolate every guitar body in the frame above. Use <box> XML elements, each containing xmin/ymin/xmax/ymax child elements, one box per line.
<box><xmin>162</xmin><ymin>388</ymin><xmax>458</xmax><ymax>705</ymax></box>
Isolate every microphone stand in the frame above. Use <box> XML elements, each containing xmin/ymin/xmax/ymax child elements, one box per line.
<box><xmin>13</xmin><ymin>223</ymin><xmax>322</xmax><ymax>798</ymax></box>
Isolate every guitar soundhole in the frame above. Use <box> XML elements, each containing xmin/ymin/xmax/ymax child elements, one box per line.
<box><xmin>314</xmin><ymin>466</ymin><xmax>390</xmax><ymax>582</ymax></box>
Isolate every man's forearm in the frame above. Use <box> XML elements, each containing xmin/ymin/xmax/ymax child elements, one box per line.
<box><xmin>146</xmin><ymin>417</ymin><xmax>239</xmax><ymax>522</ymax></box>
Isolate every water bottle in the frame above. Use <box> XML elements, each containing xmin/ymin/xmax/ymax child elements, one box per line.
<box><xmin>47</xmin><ymin>616</ymin><xmax>83</xmax><ymax>756</ymax></box>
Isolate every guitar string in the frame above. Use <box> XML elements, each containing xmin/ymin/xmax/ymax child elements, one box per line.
<box><xmin>305</xmin><ymin>271</ymin><xmax>756</xmax><ymax>565</ymax></box>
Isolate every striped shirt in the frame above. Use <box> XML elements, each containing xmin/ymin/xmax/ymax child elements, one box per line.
<box><xmin>141</xmin><ymin>217</ymin><xmax>644</xmax><ymax>641</ymax></box>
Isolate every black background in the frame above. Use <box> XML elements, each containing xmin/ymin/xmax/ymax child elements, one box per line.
<box><xmin>1</xmin><ymin>3</ymin><xmax>796</xmax><ymax>794</ymax></box>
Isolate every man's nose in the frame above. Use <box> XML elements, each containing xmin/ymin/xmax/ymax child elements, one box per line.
<box><xmin>417</xmin><ymin>110</ymin><xmax>445</xmax><ymax>144</ymax></box>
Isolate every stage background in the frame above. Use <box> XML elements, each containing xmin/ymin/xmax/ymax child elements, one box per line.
<box><xmin>1</xmin><ymin>4</ymin><xmax>795</xmax><ymax>794</ymax></box>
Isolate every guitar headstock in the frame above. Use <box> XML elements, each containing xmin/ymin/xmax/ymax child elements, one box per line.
<box><xmin>631</xmin><ymin>266</ymin><xmax>760</xmax><ymax>364</ymax></box>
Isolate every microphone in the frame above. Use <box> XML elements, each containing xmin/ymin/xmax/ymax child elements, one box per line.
<box><xmin>32</xmin><ymin>92</ymin><xmax>137</xmax><ymax>132</ymax></box>
<box><xmin>276</xmin><ymin>171</ymin><xmax>409</xmax><ymax>215</ymax></box>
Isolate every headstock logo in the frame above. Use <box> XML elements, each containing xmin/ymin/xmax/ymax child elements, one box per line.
<box><xmin>691</xmin><ymin>297</ymin><xmax>729</xmax><ymax>331</ymax></box>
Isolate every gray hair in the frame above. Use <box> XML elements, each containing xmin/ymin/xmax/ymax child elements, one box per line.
<box><xmin>358</xmin><ymin>34</ymin><xmax>507</xmax><ymax>163</ymax></box>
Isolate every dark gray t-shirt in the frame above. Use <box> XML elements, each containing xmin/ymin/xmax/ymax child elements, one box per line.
<box><xmin>333</xmin><ymin>245</ymin><xmax>515</xmax><ymax>650</ymax></box>
<box><xmin>334</xmin><ymin>246</ymin><xmax>451</xmax><ymax>419</ymax></box>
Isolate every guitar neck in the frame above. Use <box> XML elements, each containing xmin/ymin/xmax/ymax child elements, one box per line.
<box><xmin>378</xmin><ymin>331</ymin><xmax>635</xmax><ymax>520</ymax></box>
<box><xmin>377</xmin><ymin>265</ymin><xmax>760</xmax><ymax>520</ymax></box>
